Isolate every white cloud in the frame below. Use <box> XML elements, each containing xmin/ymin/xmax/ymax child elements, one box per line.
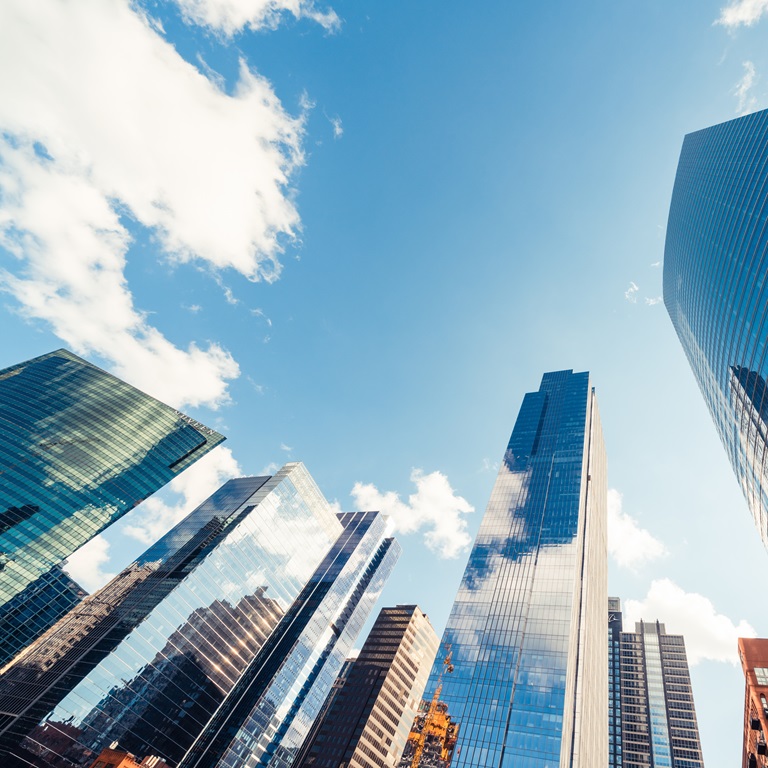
<box><xmin>280</xmin><ymin>443</ymin><xmax>293</xmax><ymax>452</ymax></box>
<box><xmin>624</xmin><ymin>579</ymin><xmax>756</xmax><ymax>665</ymax></box>
<box><xmin>174</xmin><ymin>0</ymin><xmax>340</xmax><ymax>35</ymax></box>
<box><xmin>645</xmin><ymin>296</ymin><xmax>663</xmax><ymax>306</ymax></box>
<box><xmin>650</xmin><ymin>261</ymin><xmax>661</xmax><ymax>267</ymax></box>
<box><xmin>350</xmin><ymin>469</ymin><xmax>474</xmax><ymax>559</ymax></box>
<box><xmin>63</xmin><ymin>535</ymin><xmax>116</xmax><ymax>593</ymax></box>
<box><xmin>607</xmin><ymin>489</ymin><xmax>667</xmax><ymax>570</ymax></box>
<box><xmin>624</xmin><ymin>281</ymin><xmax>639</xmax><ymax>303</ymax></box>
<box><xmin>0</xmin><ymin>0</ymin><xmax>308</xmax><ymax>409</ymax></box>
<box><xmin>735</xmin><ymin>61</ymin><xmax>759</xmax><ymax>115</ymax></box>
<box><xmin>122</xmin><ymin>446</ymin><xmax>242</xmax><ymax>545</ymax></box>
<box><xmin>717</xmin><ymin>0</ymin><xmax>768</xmax><ymax>28</ymax></box>
<box><xmin>330</xmin><ymin>115</ymin><xmax>344</xmax><ymax>139</ymax></box>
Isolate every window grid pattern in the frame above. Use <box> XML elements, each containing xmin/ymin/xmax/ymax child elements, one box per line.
<box><xmin>422</xmin><ymin>370</ymin><xmax>607</xmax><ymax>768</ymax></box>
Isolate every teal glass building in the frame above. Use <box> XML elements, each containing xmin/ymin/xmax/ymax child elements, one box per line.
<box><xmin>0</xmin><ymin>348</ymin><xmax>225</xmax><ymax>663</ymax></box>
<box><xmin>664</xmin><ymin>109</ymin><xmax>768</xmax><ymax>550</ymax></box>
<box><xmin>0</xmin><ymin>463</ymin><xmax>398</xmax><ymax>768</ymax></box>
<box><xmin>422</xmin><ymin>370</ymin><xmax>607</xmax><ymax>768</ymax></box>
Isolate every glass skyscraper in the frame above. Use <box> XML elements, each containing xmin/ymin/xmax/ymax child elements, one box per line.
<box><xmin>0</xmin><ymin>463</ymin><xmax>399</xmax><ymax>768</ymax></box>
<box><xmin>608</xmin><ymin>598</ymin><xmax>623</xmax><ymax>768</ymax></box>
<box><xmin>0</xmin><ymin>348</ymin><xmax>225</xmax><ymax>663</ymax></box>
<box><xmin>422</xmin><ymin>370</ymin><xmax>607</xmax><ymax>768</ymax></box>
<box><xmin>664</xmin><ymin>108</ymin><xmax>768</xmax><ymax>549</ymax></box>
<box><xmin>617</xmin><ymin>614</ymin><xmax>704</xmax><ymax>768</ymax></box>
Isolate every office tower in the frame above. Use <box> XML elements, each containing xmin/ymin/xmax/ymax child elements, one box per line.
<box><xmin>619</xmin><ymin>620</ymin><xmax>704</xmax><ymax>768</ymax></box>
<box><xmin>608</xmin><ymin>598</ymin><xmax>623</xmax><ymax>768</ymax></box>
<box><xmin>664</xmin><ymin>108</ymin><xmax>768</xmax><ymax>549</ymax></box>
<box><xmin>0</xmin><ymin>348</ymin><xmax>225</xmax><ymax>663</ymax></box>
<box><xmin>296</xmin><ymin>605</ymin><xmax>440</xmax><ymax>768</ymax></box>
<box><xmin>0</xmin><ymin>463</ymin><xmax>399</xmax><ymax>768</ymax></box>
<box><xmin>419</xmin><ymin>370</ymin><xmax>607</xmax><ymax>768</ymax></box>
<box><xmin>738</xmin><ymin>637</ymin><xmax>768</xmax><ymax>768</ymax></box>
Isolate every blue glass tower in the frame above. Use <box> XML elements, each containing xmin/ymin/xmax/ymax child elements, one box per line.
<box><xmin>664</xmin><ymin>109</ymin><xmax>768</xmax><ymax>550</ymax></box>
<box><xmin>0</xmin><ymin>463</ymin><xmax>398</xmax><ymax>768</ymax></box>
<box><xmin>0</xmin><ymin>348</ymin><xmax>225</xmax><ymax>663</ymax></box>
<box><xmin>423</xmin><ymin>370</ymin><xmax>607</xmax><ymax>768</ymax></box>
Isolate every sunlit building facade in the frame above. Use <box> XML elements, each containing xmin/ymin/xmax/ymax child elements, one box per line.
<box><xmin>423</xmin><ymin>370</ymin><xmax>607</xmax><ymax>768</ymax></box>
<box><xmin>0</xmin><ymin>463</ymin><xmax>399</xmax><ymax>768</ymax></box>
<box><xmin>296</xmin><ymin>605</ymin><xmax>439</xmax><ymax>768</ymax></box>
<box><xmin>664</xmin><ymin>108</ymin><xmax>768</xmax><ymax>549</ymax></box>
<box><xmin>0</xmin><ymin>348</ymin><xmax>225</xmax><ymax>663</ymax></box>
<box><xmin>619</xmin><ymin>621</ymin><xmax>703</xmax><ymax>768</ymax></box>
<box><xmin>738</xmin><ymin>637</ymin><xmax>768</xmax><ymax>768</ymax></box>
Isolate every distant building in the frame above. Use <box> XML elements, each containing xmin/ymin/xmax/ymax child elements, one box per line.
<box><xmin>296</xmin><ymin>605</ymin><xmax>439</xmax><ymax>768</ymax></box>
<box><xmin>0</xmin><ymin>463</ymin><xmax>399</xmax><ymax>768</ymax></box>
<box><xmin>738</xmin><ymin>637</ymin><xmax>768</xmax><ymax>768</ymax></box>
<box><xmin>608</xmin><ymin>597</ymin><xmax>623</xmax><ymax>768</ymax></box>
<box><xmin>0</xmin><ymin>348</ymin><xmax>225</xmax><ymax>664</ymax></box>
<box><xmin>664</xmin><ymin>109</ymin><xmax>768</xmax><ymax>550</ymax></box>
<box><xmin>420</xmin><ymin>370</ymin><xmax>608</xmax><ymax>768</ymax></box>
<box><xmin>619</xmin><ymin>617</ymin><xmax>704</xmax><ymax>767</ymax></box>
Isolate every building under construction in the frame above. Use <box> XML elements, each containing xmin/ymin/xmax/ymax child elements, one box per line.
<box><xmin>398</xmin><ymin>693</ymin><xmax>459</xmax><ymax>768</ymax></box>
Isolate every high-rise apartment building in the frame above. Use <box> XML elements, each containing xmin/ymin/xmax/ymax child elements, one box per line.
<box><xmin>608</xmin><ymin>597</ymin><xmax>623</xmax><ymax>768</ymax></box>
<box><xmin>664</xmin><ymin>109</ymin><xmax>768</xmax><ymax>549</ymax></box>
<box><xmin>421</xmin><ymin>370</ymin><xmax>607</xmax><ymax>768</ymax></box>
<box><xmin>0</xmin><ymin>463</ymin><xmax>399</xmax><ymax>768</ymax></box>
<box><xmin>738</xmin><ymin>637</ymin><xmax>768</xmax><ymax>768</ymax></box>
<box><xmin>296</xmin><ymin>605</ymin><xmax>439</xmax><ymax>768</ymax></box>
<box><xmin>618</xmin><ymin>618</ymin><xmax>704</xmax><ymax>768</ymax></box>
<box><xmin>0</xmin><ymin>348</ymin><xmax>225</xmax><ymax>663</ymax></box>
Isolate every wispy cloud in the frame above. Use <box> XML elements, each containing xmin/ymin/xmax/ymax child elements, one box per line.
<box><xmin>645</xmin><ymin>296</ymin><xmax>662</xmax><ymax>306</ymax></box>
<box><xmin>350</xmin><ymin>469</ymin><xmax>474</xmax><ymax>559</ymax></box>
<box><xmin>717</xmin><ymin>0</ymin><xmax>768</xmax><ymax>28</ymax></box>
<box><xmin>624</xmin><ymin>579</ymin><xmax>756</xmax><ymax>665</ymax></box>
<box><xmin>607</xmin><ymin>489</ymin><xmax>667</xmax><ymax>570</ymax></box>
<box><xmin>0</xmin><ymin>0</ymin><xmax>308</xmax><ymax>409</ymax></box>
<box><xmin>624</xmin><ymin>281</ymin><xmax>639</xmax><ymax>303</ymax></box>
<box><xmin>122</xmin><ymin>446</ymin><xmax>242</xmax><ymax>545</ymax></box>
<box><xmin>330</xmin><ymin>115</ymin><xmax>344</xmax><ymax>139</ymax></box>
<box><xmin>735</xmin><ymin>61</ymin><xmax>759</xmax><ymax>115</ymax></box>
<box><xmin>280</xmin><ymin>443</ymin><xmax>293</xmax><ymax>452</ymax></box>
<box><xmin>173</xmin><ymin>0</ymin><xmax>340</xmax><ymax>36</ymax></box>
<box><xmin>650</xmin><ymin>261</ymin><xmax>661</xmax><ymax>267</ymax></box>
<box><xmin>64</xmin><ymin>535</ymin><xmax>116</xmax><ymax>593</ymax></box>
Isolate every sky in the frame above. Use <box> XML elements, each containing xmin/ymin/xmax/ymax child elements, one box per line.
<box><xmin>1</xmin><ymin>0</ymin><xmax>768</xmax><ymax>764</ymax></box>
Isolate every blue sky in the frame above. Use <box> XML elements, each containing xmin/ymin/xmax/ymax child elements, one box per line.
<box><xmin>2</xmin><ymin>0</ymin><xmax>768</xmax><ymax>764</ymax></box>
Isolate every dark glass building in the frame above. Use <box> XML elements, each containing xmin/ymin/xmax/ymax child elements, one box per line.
<box><xmin>421</xmin><ymin>370</ymin><xmax>608</xmax><ymax>768</ymax></box>
<box><xmin>0</xmin><ymin>348</ymin><xmax>225</xmax><ymax>663</ymax></box>
<box><xmin>618</xmin><ymin>618</ymin><xmax>703</xmax><ymax>768</ymax></box>
<box><xmin>608</xmin><ymin>598</ymin><xmax>623</xmax><ymax>768</ymax></box>
<box><xmin>664</xmin><ymin>109</ymin><xmax>768</xmax><ymax>549</ymax></box>
<box><xmin>296</xmin><ymin>605</ymin><xmax>439</xmax><ymax>768</ymax></box>
<box><xmin>0</xmin><ymin>463</ymin><xmax>399</xmax><ymax>768</ymax></box>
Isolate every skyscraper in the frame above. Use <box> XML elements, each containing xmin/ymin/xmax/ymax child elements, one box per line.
<box><xmin>0</xmin><ymin>463</ymin><xmax>399</xmax><ymax>768</ymax></box>
<box><xmin>618</xmin><ymin>618</ymin><xmax>704</xmax><ymax>768</ymax></box>
<box><xmin>664</xmin><ymin>108</ymin><xmax>768</xmax><ymax>549</ymax></box>
<box><xmin>296</xmin><ymin>605</ymin><xmax>440</xmax><ymax>768</ymax></box>
<box><xmin>0</xmin><ymin>348</ymin><xmax>225</xmax><ymax>663</ymax></box>
<box><xmin>608</xmin><ymin>598</ymin><xmax>623</xmax><ymax>768</ymax></box>
<box><xmin>421</xmin><ymin>370</ymin><xmax>607</xmax><ymax>768</ymax></box>
<box><xmin>738</xmin><ymin>637</ymin><xmax>768</xmax><ymax>768</ymax></box>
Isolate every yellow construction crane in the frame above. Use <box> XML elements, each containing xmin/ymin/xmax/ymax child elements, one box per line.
<box><xmin>408</xmin><ymin>647</ymin><xmax>454</xmax><ymax>768</ymax></box>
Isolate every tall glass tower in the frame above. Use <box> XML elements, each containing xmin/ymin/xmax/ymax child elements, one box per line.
<box><xmin>0</xmin><ymin>463</ymin><xmax>399</xmax><ymax>768</ymax></box>
<box><xmin>423</xmin><ymin>370</ymin><xmax>607</xmax><ymax>768</ymax></box>
<box><xmin>0</xmin><ymin>348</ymin><xmax>225</xmax><ymax>663</ymax></box>
<box><xmin>664</xmin><ymin>108</ymin><xmax>768</xmax><ymax>550</ymax></box>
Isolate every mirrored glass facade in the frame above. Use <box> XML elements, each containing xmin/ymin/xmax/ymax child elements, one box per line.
<box><xmin>608</xmin><ymin>598</ymin><xmax>623</xmax><ymax>768</ymax></box>
<box><xmin>0</xmin><ymin>348</ymin><xmax>225</xmax><ymax>662</ymax></box>
<box><xmin>179</xmin><ymin>512</ymin><xmax>399</xmax><ymax>768</ymax></box>
<box><xmin>0</xmin><ymin>462</ymin><xmax>360</xmax><ymax>768</ymax></box>
<box><xmin>422</xmin><ymin>370</ymin><xmax>607</xmax><ymax>768</ymax></box>
<box><xmin>664</xmin><ymin>109</ymin><xmax>768</xmax><ymax>549</ymax></box>
<box><xmin>619</xmin><ymin>621</ymin><xmax>703</xmax><ymax>768</ymax></box>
